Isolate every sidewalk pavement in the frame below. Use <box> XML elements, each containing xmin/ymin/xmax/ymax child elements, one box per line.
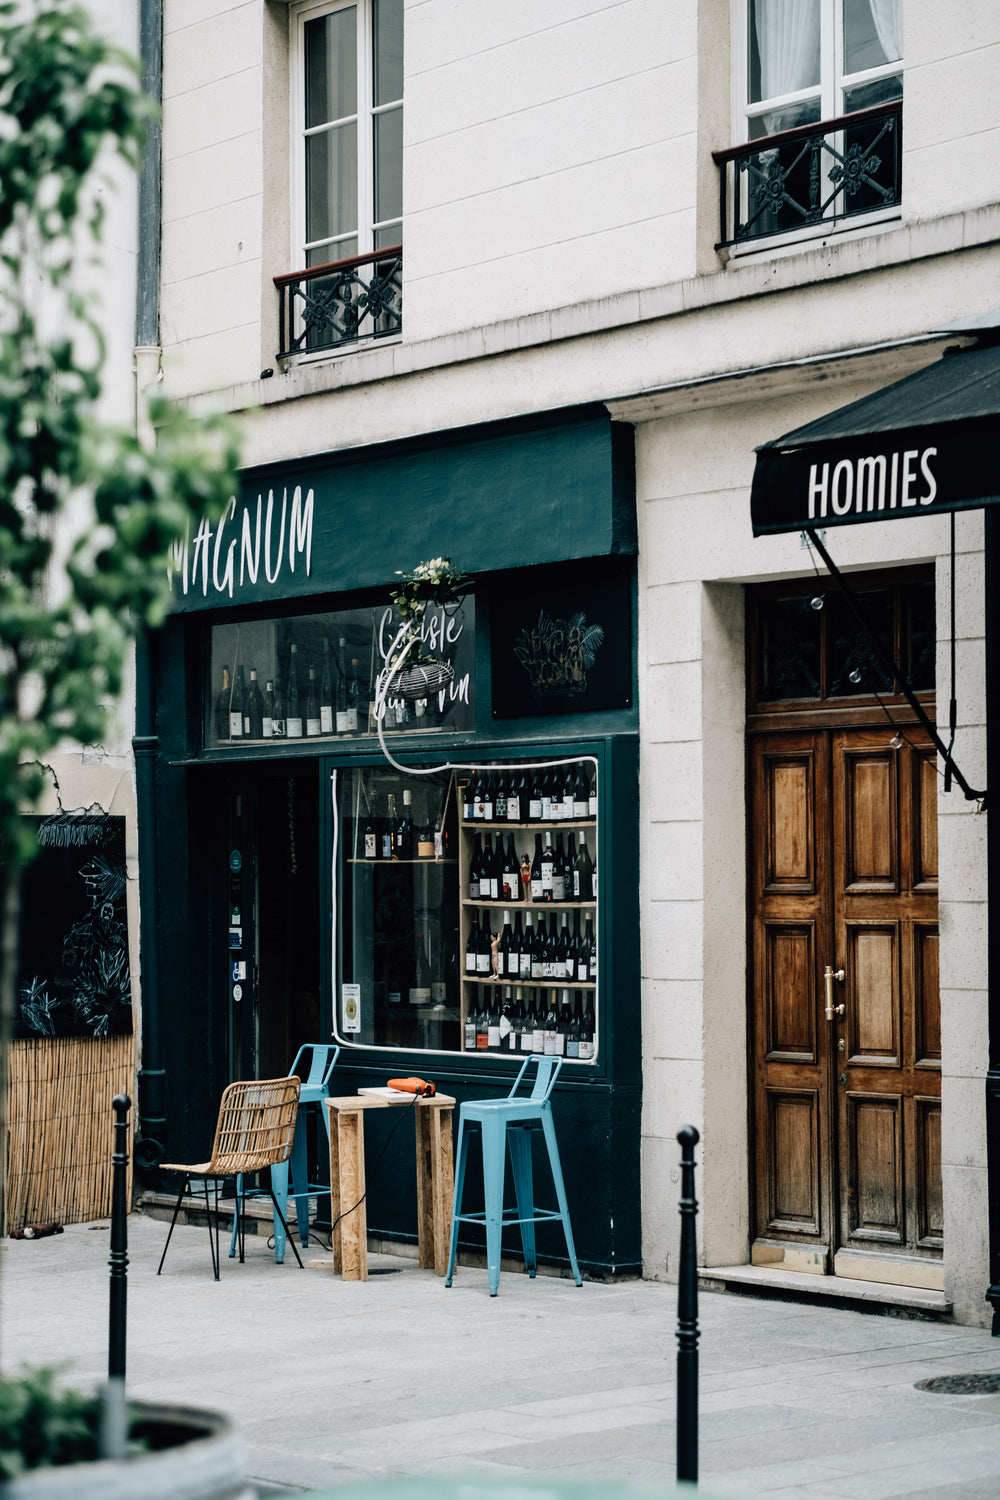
<box><xmin>4</xmin><ymin>1213</ymin><xmax>1000</xmax><ymax>1499</ymax></box>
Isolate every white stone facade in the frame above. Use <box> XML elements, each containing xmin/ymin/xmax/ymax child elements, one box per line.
<box><xmin>158</xmin><ymin>0</ymin><xmax>999</xmax><ymax>1323</ymax></box>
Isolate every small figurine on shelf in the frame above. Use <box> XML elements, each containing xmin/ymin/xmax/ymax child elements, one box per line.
<box><xmin>520</xmin><ymin>851</ymin><xmax>532</xmax><ymax>900</ymax></box>
<box><xmin>490</xmin><ymin>929</ymin><xmax>500</xmax><ymax>978</ymax></box>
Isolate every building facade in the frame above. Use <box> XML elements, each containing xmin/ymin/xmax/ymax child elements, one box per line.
<box><xmin>149</xmin><ymin>0</ymin><xmax>999</xmax><ymax>1321</ymax></box>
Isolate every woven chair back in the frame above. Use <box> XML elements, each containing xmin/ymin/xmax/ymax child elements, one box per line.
<box><xmin>207</xmin><ymin>1077</ymin><xmax>301</xmax><ymax>1176</ymax></box>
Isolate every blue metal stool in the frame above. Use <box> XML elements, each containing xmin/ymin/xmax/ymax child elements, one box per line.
<box><xmin>445</xmin><ymin>1055</ymin><xmax>582</xmax><ymax>1296</ymax></box>
<box><xmin>229</xmin><ymin>1044</ymin><xmax>340</xmax><ymax>1263</ymax></box>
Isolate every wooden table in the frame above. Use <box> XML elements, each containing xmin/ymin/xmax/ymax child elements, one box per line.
<box><xmin>325</xmin><ymin>1089</ymin><xmax>455</xmax><ymax>1281</ymax></box>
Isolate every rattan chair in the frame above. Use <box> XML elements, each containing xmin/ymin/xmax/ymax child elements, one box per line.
<box><xmin>157</xmin><ymin>1077</ymin><xmax>303</xmax><ymax>1280</ymax></box>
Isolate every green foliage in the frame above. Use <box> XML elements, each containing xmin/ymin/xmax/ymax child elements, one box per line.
<box><xmin>0</xmin><ymin>1367</ymin><xmax>98</xmax><ymax>1478</ymax></box>
<box><xmin>0</xmin><ymin>1</ymin><xmax>241</xmax><ymax>869</ymax></box>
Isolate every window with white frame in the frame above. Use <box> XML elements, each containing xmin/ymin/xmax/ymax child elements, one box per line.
<box><xmin>740</xmin><ymin>0</ymin><xmax>902</xmax><ymax>140</ymax></box>
<box><xmin>293</xmin><ymin>0</ymin><xmax>403</xmax><ymax>271</ymax></box>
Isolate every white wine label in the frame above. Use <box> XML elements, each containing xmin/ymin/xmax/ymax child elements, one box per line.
<box><xmin>345</xmin><ymin>708</ymin><xmax>359</xmax><ymax>731</ymax></box>
<box><xmin>306</xmin><ymin>716</ymin><xmax>321</xmax><ymax>736</ymax></box>
<box><xmin>320</xmin><ymin>707</ymin><xmax>334</xmax><ymax>733</ymax></box>
<box><xmin>465</xmin><ymin>953</ymin><xmax>477</xmax><ymax>973</ymax></box>
<box><xmin>577</xmin><ymin>963</ymin><xmax>588</xmax><ymax>982</ymax></box>
<box><xmin>579</xmin><ymin>1039</ymin><xmax>594</xmax><ymax>1060</ymax></box>
<box><xmin>589</xmin><ymin>793</ymin><xmax>598</xmax><ymax>817</ymax></box>
<box><xmin>562</xmin><ymin>796</ymin><xmax>574</xmax><ymax>819</ymax></box>
<box><xmin>286</xmin><ymin>716</ymin><xmax>303</xmax><ymax>737</ymax></box>
<box><xmin>552</xmin><ymin>875</ymin><xmax>565</xmax><ymax>901</ymax></box>
<box><xmin>499</xmin><ymin>1015</ymin><xmax>512</xmax><ymax>1038</ymax></box>
<box><xmin>488</xmin><ymin>1024</ymin><xmax>501</xmax><ymax>1048</ymax></box>
<box><xmin>431</xmin><ymin>981</ymin><xmax>447</xmax><ymax>1003</ymax></box>
<box><xmin>529</xmin><ymin>799</ymin><xmax>542</xmax><ymax>820</ymax></box>
<box><xmin>553</xmin><ymin>1033</ymin><xmax>566</xmax><ymax>1056</ymax></box>
<box><xmin>476</xmin><ymin>953</ymin><xmax>491</xmax><ymax>974</ymax></box>
<box><xmin>573</xmin><ymin>871</ymin><xmax>582</xmax><ymax>896</ymax></box>
<box><xmin>573</xmin><ymin>800</ymin><xmax>588</xmax><ymax>818</ymax></box>
<box><xmin>409</xmin><ymin>985</ymin><xmax>431</xmax><ymax>1006</ymax></box>
<box><xmin>434</xmin><ymin>830</ymin><xmax>444</xmax><ymax>858</ymax></box>
<box><xmin>418</xmin><ymin>839</ymin><xmax>435</xmax><ymax>858</ymax></box>
<box><xmin>470</xmin><ymin>877</ymin><xmax>480</xmax><ymax>899</ymax></box>
<box><xmin>388</xmin><ymin>988</ymin><xmax>402</xmax><ymax>1005</ymax></box>
<box><xmin>262</xmin><ymin>718</ymin><xmax>273</xmax><ymax>738</ymax></box>
<box><xmin>532</xmin><ymin>1031</ymin><xmax>545</xmax><ymax>1053</ymax></box>
<box><xmin>342</xmin><ymin>983</ymin><xmax>361</xmax><ymax>1033</ymax></box>
<box><xmin>531</xmin><ymin>877</ymin><xmax>543</xmax><ymax>899</ymax></box>
<box><xmin>520</xmin><ymin>1030</ymin><xmax>533</xmax><ymax>1051</ymax></box>
<box><xmin>567</xmin><ymin>1039</ymin><xmax>580</xmax><ymax>1059</ymax></box>
<box><xmin>520</xmin><ymin>954</ymin><xmax>531</xmax><ymax>977</ymax></box>
<box><xmin>364</xmin><ymin>833</ymin><xmax>376</xmax><ymax>858</ymax></box>
<box><xmin>507</xmin><ymin>797</ymin><xmax>521</xmax><ymax>821</ymax></box>
<box><xmin>335</xmin><ymin>710</ymin><xmax>350</xmax><ymax>733</ymax></box>
<box><xmin>481</xmin><ymin>801</ymin><xmax>493</xmax><ymax>821</ymax></box>
<box><xmin>229</xmin><ymin>712</ymin><xmax>243</xmax><ymax>737</ymax></box>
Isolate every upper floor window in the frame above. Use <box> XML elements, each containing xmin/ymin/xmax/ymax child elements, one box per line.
<box><xmin>293</xmin><ymin>0</ymin><xmax>403</xmax><ymax>271</ymax></box>
<box><xmin>715</xmin><ymin>0</ymin><xmax>902</xmax><ymax>248</ymax></box>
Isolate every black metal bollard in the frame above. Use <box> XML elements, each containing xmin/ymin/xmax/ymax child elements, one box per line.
<box><xmin>101</xmin><ymin>1093</ymin><xmax>131</xmax><ymax>1460</ymax></box>
<box><xmin>676</xmin><ymin>1125</ymin><xmax>700</xmax><ymax>1486</ymax></box>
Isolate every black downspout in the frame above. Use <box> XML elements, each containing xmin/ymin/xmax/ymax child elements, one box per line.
<box><xmin>132</xmin><ymin>0</ymin><xmax>166</xmax><ymax>1171</ymax></box>
<box><xmin>984</xmin><ymin>507</ymin><xmax>1000</xmax><ymax>1331</ymax></box>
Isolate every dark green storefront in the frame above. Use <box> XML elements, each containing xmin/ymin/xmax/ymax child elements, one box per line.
<box><xmin>135</xmin><ymin>403</ymin><xmax>642</xmax><ymax>1278</ymax></box>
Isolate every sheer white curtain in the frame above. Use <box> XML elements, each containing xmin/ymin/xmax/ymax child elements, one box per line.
<box><xmin>754</xmin><ymin>0</ymin><xmax>821</xmax><ymax>101</ymax></box>
<box><xmin>868</xmin><ymin>0</ymin><xmax>903</xmax><ymax>63</ymax></box>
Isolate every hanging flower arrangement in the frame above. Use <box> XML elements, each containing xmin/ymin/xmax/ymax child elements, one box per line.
<box><xmin>384</xmin><ymin>557</ymin><xmax>464</xmax><ymax>700</ymax></box>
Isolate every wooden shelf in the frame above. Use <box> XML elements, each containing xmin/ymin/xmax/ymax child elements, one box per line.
<box><xmin>463</xmin><ymin>976</ymin><xmax>595</xmax><ymax>990</ymax></box>
<box><xmin>460</xmin><ymin>817</ymin><xmax>595</xmax><ymax>831</ymax></box>
<box><xmin>462</xmin><ymin>897</ymin><xmax>595</xmax><ymax>910</ymax></box>
<box><xmin>348</xmin><ymin>857</ymin><xmax>457</xmax><ymax>865</ymax></box>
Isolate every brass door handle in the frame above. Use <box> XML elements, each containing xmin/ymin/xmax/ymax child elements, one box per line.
<box><xmin>824</xmin><ymin>965</ymin><xmax>845</xmax><ymax>1021</ymax></box>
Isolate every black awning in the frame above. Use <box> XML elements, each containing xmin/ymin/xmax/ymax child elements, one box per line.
<box><xmin>751</xmin><ymin>342</ymin><xmax>1000</xmax><ymax>536</ymax></box>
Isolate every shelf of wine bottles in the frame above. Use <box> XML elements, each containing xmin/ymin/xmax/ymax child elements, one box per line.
<box><xmin>463</xmin><ymin>983</ymin><xmax>596</xmax><ymax>1059</ymax></box>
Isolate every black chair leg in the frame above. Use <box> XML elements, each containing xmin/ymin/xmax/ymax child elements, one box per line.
<box><xmin>202</xmin><ymin>1178</ymin><xmax>220</xmax><ymax>1281</ymax></box>
<box><xmin>157</xmin><ymin>1178</ymin><xmax>189</xmax><ymax>1275</ymax></box>
<box><xmin>269</xmin><ymin>1187</ymin><xmax>304</xmax><ymax>1268</ymax></box>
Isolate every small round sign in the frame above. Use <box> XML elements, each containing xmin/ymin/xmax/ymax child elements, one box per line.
<box><xmin>232</xmin><ymin>983</ymin><xmax>243</xmax><ymax>1002</ymax></box>
<box><xmin>229</xmin><ymin>850</ymin><xmax>242</xmax><ymax>872</ymax></box>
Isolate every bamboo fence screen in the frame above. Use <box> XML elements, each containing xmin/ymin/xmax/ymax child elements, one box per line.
<box><xmin>4</xmin><ymin>1035</ymin><xmax>136</xmax><ymax>1235</ymax></box>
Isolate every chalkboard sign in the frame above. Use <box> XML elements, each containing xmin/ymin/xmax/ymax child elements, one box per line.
<box><xmin>491</xmin><ymin>560</ymin><xmax>633</xmax><ymax>719</ymax></box>
<box><xmin>14</xmin><ymin>816</ymin><xmax>133</xmax><ymax>1040</ymax></box>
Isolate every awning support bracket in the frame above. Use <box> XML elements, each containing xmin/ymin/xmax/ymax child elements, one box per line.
<box><xmin>805</xmin><ymin>527</ymin><xmax>988</xmax><ymax>810</ymax></box>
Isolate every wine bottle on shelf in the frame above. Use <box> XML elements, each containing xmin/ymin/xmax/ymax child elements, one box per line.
<box><xmin>483</xmin><ymin>833</ymin><xmax>499</xmax><ymax>901</ymax></box>
<box><xmin>540</xmin><ymin>836</ymin><xmax>555</xmax><ymax>901</ymax></box>
<box><xmin>529</xmin><ymin>912</ymin><xmax>544</xmax><ymax>981</ymax></box>
<box><xmin>469</xmin><ymin>833</ymin><xmax>483</xmax><ymax>900</ymax></box>
<box><xmin>247</xmin><ymin>668</ymin><xmax>264</xmax><ymax>738</ymax></box>
<box><xmin>579</xmin><ymin>993</ymin><xmax>595</xmax><ymax>1060</ymax></box>
<box><xmin>528</xmin><ymin>769</ymin><xmax>543</xmax><ymax>823</ymax></box>
<box><xmin>500</xmin><ymin>986</ymin><xmax>515</xmax><ymax>1051</ymax></box>
<box><xmin>466</xmin><ymin>914</ymin><xmax>482</xmax><ymax>975</ymax></box>
<box><xmin>540</xmin><ymin>771</ymin><xmax>552</xmax><ymax>822</ymax></box>
<box><xmin>511</xmin><ymin>909</ymin><xmax>525</xmax><ymax>978</ymax></box>
<box><xmin>483</xmin><ymin>771</ymin><xmax>496</xmax><ymax>823</ymax></box>
<box><xmin>521</xmin><ymin>911</ymin><xmax>535</xmax><ymax>980</ymax></box>
<box><xmin>386</xmin><ymin>948</ymin><xmax>402</xmax><ymax>1009</ymax></box>
<box><xmin>566</xmin><ymin>993</ymin><xmax>582</xmax><ymax>1060</ymax></box>
<box><xmin>476</xmin><ymin>915</ymin><xmax>493</xmax><ymax>978</ymax></box>
<box><xmin>488</xmin><ymin>991</ymin><xmax>502</xmax><ymax>1051</ymax></box>
<box><xmin>416</xmin><ymin>808</ymin><xmax>435</xmax><ymax>859</ymax></box>
<box><xmin>347</xmin><ymin>659</ymin><xmax>362</xmax><ymax>732</ymax></box>
<box><xmin>215</xmin><ymin>665</ymin><xmax>231</xmax><ymax>742</ymax></box>
<box><xmin>540</xmin><ymin>914</ymin><xmax>554</xmax><ymax>980</ymax></box>
<box><xmin>559</xmin><ymin>989</ymin><xmax>574</xmax><ymax>1053</ymax></box>
<box><xmin>552</xmin><ymin>834</ymin><xmax>567</xmax><ymax>902</ymax></box>
<box><xmin>574</xmin><ymin>830</ymin><xmax>594</xmax><ymax>900</ymax></box>
<box><xmin>463</xmin><ymin>778</ymin><xmax>476</xmax><ymax>822</ymax></box>
<box><xmin>229</xmin><ymin>665</ymin><xmax>246</xmax><ymax>739</ymax></box>
<box><xmin>464</xmin><ymin>991</ymin><xmax>477</xmax><ymax>1051</ymax></box>
<box><xmin>561</xmin><ymin>766</ymin><xmax>575</xmax><ymax>821</ymax></box>
<box><xmin>506</xmin><ymin>772</ymin><xmax>522</xmax><ymax>824</ymax></box>
<box><xmin>270</xmin><ymin>677</ymin><xmax>286</xmax><ymax>738</ymax></box>
<box><xmin>573</xmin><ymin>763</ymin><xmax>589</xmax><ymax>820</ymax></box>
<box><xmin>494</xmin><ymin>771</ymin><xmax>508</xmax><ymax>822</ymax></box>
<box><xmin>529</xmin><ymin>834</ymin><xmax>544</xmax><ymax>901</ymax></box>
<box><xmin>395</xmin><ymin>789</ymin><xmax>414</xmax><ymax>860</ymax></box>
<box><xmin>286</xmin><ymin>643</ymin><xmax>302</xmax><ymax>737</ymax></box>
<box><xmin>320</xmin><ymin>639</ymin><xmax>334</xmax><ymax>734</ymax></box>
<box><xmin>544</xmin><ymin>991</ymin><xmax>561</xmax><ymax>1056</ymax></box>
<box><xmin>557</xmin><ymin>912</ymin><xmax>571</xmax><ymax>980</ymax></box>
<box><xmin>591</xmin><ymin>852</ymin><xmax>598</xmax><ymax>902</ymax></box>
<box><xmin>364</xmin><ymin>801</ymin><xmax>378</xmax><ymax>861</ymax></box>
<box><xmin>262</xmin><ymin>678</ymin><xmax>275</xmax><ymax>739</ymax></box>
<box><xmin>497</xmin><ymin>910</ymin><xmax>513</xmax><ymax>977</ymax></box>
<box><xmin>513</xmin><ymin>987</ymin><xmax>527</xmax><ymax>1053</ymax></box>
<box><xmin>476</xmin><ymin>991</ymin><xmax>490</xmax><ymax>1051</ymax></box>
<box><xmin>588</xmin><ymin>768</ymin><xmax>598</xmax><ymax>819</ymax></box>
<box><xmin>335</xmin><ymin>637</ymin><xmax>350</xmax><ymax>733</ymax></box>
<box><xmin>587</xmin><ymin>913</ymin><xmax>597</xmax><ymax>981</ymax></box>
<box><xmin>500</xmin><ymin>834</ymin><xmax>521</xmax><ymax>902</ymax></box>
<box><xmin>305</xmin><ymin>666</ymin><xmax>321</xmax><ymax>736</ymax></box>
<box><xmin>382</xmin><ymin>794</ymin><xmax>396</xmax><ymax>861</ymax></box>
<box><xmin>531</xmin><ymin>994</ymin><xmax>546</xmax><ymax>1054</ymax></box>
<box><xmin>409</xmin><ymin>938</ymin><xmax>431</xmax><ymax>1007</ymax></box>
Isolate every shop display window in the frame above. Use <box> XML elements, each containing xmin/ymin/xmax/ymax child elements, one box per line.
<box><xmin>334</xmin><ymin>756</ymin><xmax>599</xmax><ymax>1062</ymax></box>
<box><xmin>206</xmin><ymin>598</ymin><xmax>474</xmax><ymax>749</ymax></box>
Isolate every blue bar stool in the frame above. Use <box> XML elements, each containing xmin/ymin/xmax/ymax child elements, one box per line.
<box><xmin>229</xmin><ymin>1044</ymin><xmax>340</xmax><ymax>1263</ymax></box>
<box><xmin>445</xmin><ymin>1055</ymin><xmax>583</xmax><ymax>1296</ymax></box>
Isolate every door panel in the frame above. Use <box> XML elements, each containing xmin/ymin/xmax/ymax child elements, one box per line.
<box><xmin>751</xmin><ymin>725</ymin><xmax>941</xmax><ymax>1280</ymax></box>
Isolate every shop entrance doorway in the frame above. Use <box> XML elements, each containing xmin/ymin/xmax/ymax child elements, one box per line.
<box><xmin>748</xmin><ymin>572</ymin><xmax>942</xmax><ymax>1289</ymax></box>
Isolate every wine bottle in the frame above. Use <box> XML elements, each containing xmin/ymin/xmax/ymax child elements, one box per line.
<box><xmin>588</xmin><ymin>768</ymin><xmax>598</xmax><ymax>819</ymax></box>
<box><xmin>382</xmin><ymin>794</ymin><xmax>396</xmax><ymax>860</ymax></box>
<box><xmin>528</xmin><ymin>769</ymin><xmax>543</xmax><ymax>823</ymax></box>
<box><xmin>579</xmin><ymin>993</ymin><xmax>595</xmax><ymax>1060</ymax></box>
<box><xmin>482</xmin><ymin>771</ymin><xmax>495</xmax><ymax>823</ymax></box>
<box><xmin>463</xmin><ymin>778</ymin><xmax>476</xmax><ymax>822</ymax></box>
<box><xmin>215</xmin><ymin>664</ymin><xmax>231</xmax><ymax>742</ymax></box>
<box><xmin>513</xmin><ymin>987</ymin><xmax>527</xmax><ymax>1053</ymax></box>
<box><xmin>506</xmin><ymin>771</ymin><xmax>522</xmax><ymax>824</ymax></box>
<box><xmin>545</xmin><ymin>914</ymin><xmax>560</xmax><ymax>980</ymax></box>
<box><xmin>346</xmin><ymin>658</ymin><xmax>362</xmax><ymax>732</ymax></box>
<box><xmin>557</xmin><ymin>911</ymin><xmax>571</xmax><ymax>980</ymax></box>
<box><xmin>558</xmin><ymin>988</ymin><xmax>573</xmax><ymax>1055</ymax></box>
<box><xmin>531</xmin><ymin>994</ymin><xmax>546</xmax><ymax>1054</ymax></box>
<box><xmin>499</xmin><ymin>986</ymin><xmax>515</xmax><ymax>1051</ymax></box>
<box><xmin>395</xmin><ymin>788</ymin><xmax>414</xmax><ymax>860</ymax></box>
<box><xmin>591</xmin><ymin>852</ymin><xmax>598</xmax><ymax>902</ymax></box>
<box><xmin>561</xmin><ymin>766</ymin><xmax>575</xmax><ymax>821</ymax></box>
<box><xmin>573</xmin><ymin>763</ymin><xmax>589</xmax><ymax>819</ymax></box>
<box><xmin>270</xmin><ymin>677</ymin><xmax>286</xmax><ymax>738</ymax></box>
<box><xmin>521</xmin><ymin>911</ymin><xmax>535</xmax><ymax>980</ymax></box>
<box><xmin>530</xmin><ymin>833</ymin><xmax>544</xmax><ymax>902</ymax></box>
<box><xmin>476</xmin><ymin>915</ymin><xmax>492</xmax><ymax>977</ymax></box>
<box><xmin>262</xmin><ymin>677</ymin><xmax>275</xmax><ymax>739</ymax></box>
<box><xmin>335</xmin><ymin>637</ymin><xmax>350</xmax><ymax>733</ymax></box>
<box><xmin>487</xmin><ymin>990</ymin><xmax>502</xmax><ymax>1051</ymax></box>
<box><xmin>497</xmin><ymin>910</ymin><xmax>513</xmax><ymax>977</ymax></box>
<box><xmin>566</xmin><ymin>993</ymin><xmax>582</xmax><ymax>1060</ymax></box>
<box><xmin>320</xmin><ymin>639</ymin><xmax>334</xmax><ymax>734</ymax></box>
<box><xmin>544</xmin><ymin>990</ymin><xmax>561</xmax><ymax>1056</ymax></box>
<box><xmin>540</xmin><ymin>770</ymin><xmax>552</xmax><ymax>822</ymax></box>
<box><xmin>500</xmin><ymin>834</ymin><xmax>521</xmax><ymax>902</ymax></box>
<box><xmin>586</xmin><ymin>913</ymin><xmax>597</xmax><ymax>981</ymax></box>
<box><xmin>364</xmin><ymin>800</ymin><xmax>378</xmax><ymax>860</ymax></box>
<box><xmin>408</xmin><ymin>937</ymin><xmax>431</xmax><ymax>1007</ymax></box>
<box><xmin>305</xmin><ymin>666</ymin><xmax>321</xmax><ymax>736</ymax></box>
<box><xmin>286</xmin><ymin>643</ymin><xmax>302</xmax><ymax>737</ymax></box>
<box><xmin>482</xmin><ymin>833</ymin><xmax>498</xmax><ymax>901</ymax></box>
<box><xmin>530</xmin><ymin>913</ymin><xmax>545</xmax><ymax>981</ymax></box>
<box><xmin>574</xmin><ymin>830</ymin><xmax>594</xmax><ymax>901</ymax></box>
<box><xmin>469</xmin><ymin>833</ymin><xmax>483</xmax><ymax>900</ymax></box>
<box><xmin>511</xmin><ymin>909</ymin><xmax>525</xmax><ymax>978</ymax></box>
<box><xmin>552</xmin><ymin>834</ymin><xmax>567</xmax><ymax>902</ymax></box>
<box><xmin>229</xmin><ymin>665</ymin><xmax>246</xmax><ymax>739</ymax></box>
<box><xmin>540</xmin><ymin>835</ymin><xmax>555</xmax><ymax>901</ymax></box>
<box><xmin>386</xmin><ymin>948</ymin><xmax>402</xmax><ymax>1009</ymax></box>
<box><xmin>476</xmin><ymin>990</ymin><xmax>490</xmax><ymax>1051</ymax></box>
<box><xmin>247</xmin><ymin>669</ymin><xmax>264</xmax><ymax>738</ymax></box>
<box><xmin>466</xmin><ymin>914</ymin><xmax>481</xmax><ymax>975</ymax></box>
<box><xmin>464</xmin><ymin>991</ymin><xmax>477</xmax><ymax>1051</ymax></box>
<box><xmin>416</xmin><ymin>810</ymin><xmax>435</xmax><ymax>859</ymax></box>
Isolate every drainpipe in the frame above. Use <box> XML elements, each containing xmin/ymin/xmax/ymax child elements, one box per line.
<box><xmin>985</xmin><ymin>508</ymin><xmax>1000</xmax><ymax>1332</ymax></box>
<box><xmin>132</xmin><ymin>0</ymin><xmax>166</xmax><ymax>1172</ymax></box>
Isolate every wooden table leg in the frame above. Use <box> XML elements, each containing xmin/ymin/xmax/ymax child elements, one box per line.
<box><xmin>327</xmin><ymin>1102</ymin><xmax>343</xmax><ymax>1275</ymax></box>
<box><xmin>414</xmin><ymin>1102</ymin><xmax>454</xmax><ymax>1276</ymax></box>
<box><xmin>337</xmin><ymin>1107</ymin><xmax>368</xmax><ymax>1282</ymax></box>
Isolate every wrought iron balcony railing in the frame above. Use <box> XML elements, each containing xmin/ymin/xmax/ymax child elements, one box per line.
<box><xmin>713</xmin><ymin>100</ymin><xmax>901</xmax><ymax>250</ymax></box>
<box><xmin>275</xmin><ymin>245</ymin><xmax>402</xmax><ymax>361</ymax></box>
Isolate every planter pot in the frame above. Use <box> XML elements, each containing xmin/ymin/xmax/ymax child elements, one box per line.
<box><xmin>1</xmin><ymin>1403</ymin><xmax>250</xmax><ymax>1500</ymax></box>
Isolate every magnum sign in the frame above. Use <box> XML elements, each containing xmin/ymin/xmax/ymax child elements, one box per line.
<box><xmin>751</xmin><ymin>420</ymin><xmax>999</xmax><ymax>536</ymax></box>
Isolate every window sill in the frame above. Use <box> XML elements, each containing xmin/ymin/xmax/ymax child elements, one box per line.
<box><xmin>723</xmin><ymin>209</ymin><xmax>902</xmax><ymax>265</ymax></box>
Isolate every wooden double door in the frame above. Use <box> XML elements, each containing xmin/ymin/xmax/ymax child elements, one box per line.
<box><xmin>750</xmin><ymin>725</ymin><xmax>943</xmax><ymax>1284</ymax></box>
